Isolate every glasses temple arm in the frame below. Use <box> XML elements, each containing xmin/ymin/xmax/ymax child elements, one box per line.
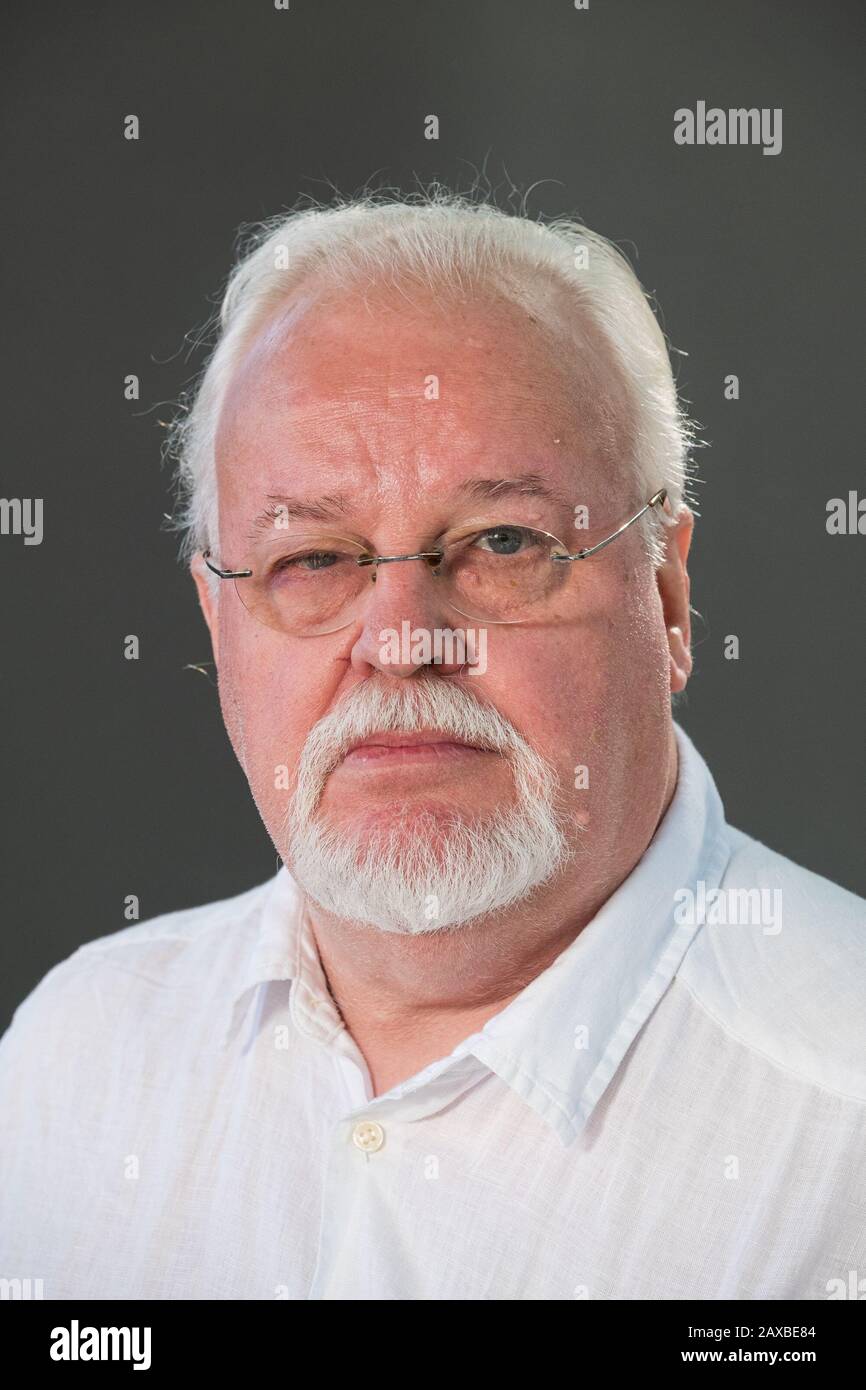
<box><xmin>202</xmin><ymin>551</ymin><xmax>253</xmax><ymax>580</ymax></box>
<box><xmin>558</xmin><ymin>489</ymin><xmax>671</xmax><ymax>562</ymax></box>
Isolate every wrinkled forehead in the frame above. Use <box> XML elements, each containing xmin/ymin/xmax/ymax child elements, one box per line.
<box><xmin>214</xmin><ymin>274</ymin><xmax>637</xmax><ymax>517</ymax></box>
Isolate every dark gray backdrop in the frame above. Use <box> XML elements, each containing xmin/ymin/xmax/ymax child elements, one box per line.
<box><xmin>2</xmin><ymin>0</ymin><xmax>863</xmax><ymax>1031</ymax></box>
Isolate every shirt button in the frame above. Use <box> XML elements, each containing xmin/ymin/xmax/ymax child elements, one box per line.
<box><xmin>351</xmin><ymin>1120</ymin><xmax>385</xmax><ymax>1153</ymax></box>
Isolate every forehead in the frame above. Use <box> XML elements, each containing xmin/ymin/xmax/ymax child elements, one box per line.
<box><xmin>214</xmin><ymin>276</ymin><xmax>634</xmax><ymax>521</ymax></box>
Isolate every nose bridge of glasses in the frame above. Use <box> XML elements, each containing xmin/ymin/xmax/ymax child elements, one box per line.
<box><xmin>357</xmin><ymin>548</ymin><xmax>444</xmax><ymax>570</ymax></box>
<box><xmin>350</xmin><ymin>545</ymin><xmax>461</xmax><ymax>636</ymax></box>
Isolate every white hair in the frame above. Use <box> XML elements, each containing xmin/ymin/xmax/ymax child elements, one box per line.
<box><xmin>166</xmin><ymin>186</ymin><xmax>696</xmax><ymax>568</ymax></box>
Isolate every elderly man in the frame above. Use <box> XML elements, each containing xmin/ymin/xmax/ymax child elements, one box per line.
<box><xmin>1</xmin><ymin>193</ymin><xmax>864</xmax><ymax>1301</ymax></box>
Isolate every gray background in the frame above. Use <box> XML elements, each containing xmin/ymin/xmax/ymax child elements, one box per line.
<box><xmin>1</xmin><ymin>0</ymin><xmax>863</xmax><ymax>1032</ymax></box>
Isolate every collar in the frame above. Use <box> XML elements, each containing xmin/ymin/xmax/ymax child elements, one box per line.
<box><xmin>219</xmin><ymin>865</ymin><xmax>307</xmax><ymax>1051</ymax></box>
<box><xmin>219</xmin><ymin>723</ymin><xmax>732</xmax><ymax>1146</ymax></box>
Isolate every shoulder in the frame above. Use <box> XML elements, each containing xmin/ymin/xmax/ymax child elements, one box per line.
<box><xmin>0</xmin><ymin>873</ymin><xmax>277</xmax><ymax>1062</ymax></box>
<box><xmin>678</xmin><ymin>825</ymin><xmax>866</xmax><ymax>1101</ymax></box>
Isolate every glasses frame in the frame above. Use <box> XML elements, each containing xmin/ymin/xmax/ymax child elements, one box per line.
<box><xmin>202</xmin><ymin>488</ymin><xmax>671</xmax><ymax>633</ymax></box>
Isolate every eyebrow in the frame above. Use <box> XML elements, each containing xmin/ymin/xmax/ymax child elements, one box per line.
<box><xmin>246</xmin><ymin>472</ymin><xmax>571</xmax><ymax>541</ymax></box>
<box><xmin>246</xmin><ymin>493</ymin><xmax>350</xmax><ymax>542</ymax></box>
<box><xmin>453</xmin><ymin>473</ymin><xmax>571</xmax><ymax>508</ymax></box>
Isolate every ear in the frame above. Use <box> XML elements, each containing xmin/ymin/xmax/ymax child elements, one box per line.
<box><xmin>191</xmin><ymin>553</ymin><xmax>220</xmax><ymax>666</ymax></box>
<box><xmin>655</xmin><ymin>507</ymin><xmax>693</xmax><ymax>695</ymax></box>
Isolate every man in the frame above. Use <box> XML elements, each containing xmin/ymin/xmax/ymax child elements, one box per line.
<box><xmin>1</xmin><ymin>192</ymin><xmax>864</xmax><ymax>1300</ymax></box>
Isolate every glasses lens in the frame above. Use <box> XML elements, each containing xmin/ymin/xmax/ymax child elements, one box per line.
<box><xmin>235</xmin><ymin>534</ymin><xmax>371</xmax><ymax>636</ymax></box>
<box><xmin>439</xmin><ymin>525</ymin><xmax>569</xmax><ymax>624</ymax></box>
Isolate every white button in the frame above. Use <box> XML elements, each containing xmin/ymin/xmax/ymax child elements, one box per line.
<box><xmin>352</xmin><ymin>1120</ymin><xmax>385</xmax><ymax>1153</ymax></box>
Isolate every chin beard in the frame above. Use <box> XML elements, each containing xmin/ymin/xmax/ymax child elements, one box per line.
<box><xmin>287</xmin><ymin>783</ymin><xmax>573</xmax><ymax>937</ymax></box>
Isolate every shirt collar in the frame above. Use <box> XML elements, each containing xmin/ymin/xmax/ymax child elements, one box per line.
<box><xmin>219</xmin><ymin>866</ymin><xmax>306</xmax><ymax>1051</ymax></box>
<box><xmin>220</xmin><ymin>723</ymin><xmax>732</xmax><ymax>1146</ymax></box>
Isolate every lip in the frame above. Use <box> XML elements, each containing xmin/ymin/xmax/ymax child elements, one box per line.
<box><xmin>342</xmin><ymin>732</ymin><xmax>493</xmax><ymax>764</ymax></box>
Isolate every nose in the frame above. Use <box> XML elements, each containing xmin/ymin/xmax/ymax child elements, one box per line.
<box><xmin>347</xmin><ymin>554</ymin><xmax>468</xmax><ymax>679</ymax></box>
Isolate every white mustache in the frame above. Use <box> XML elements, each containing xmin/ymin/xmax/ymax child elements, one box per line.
<box><xmin>290</xmin><ymin>676</ymin><xmax>534</xmax><ymax>825</ymax></box>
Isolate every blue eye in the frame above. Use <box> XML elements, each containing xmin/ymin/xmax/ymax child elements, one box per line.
<box><xmin>475</xmin><ymin>526</ymin><xmax>532</xmax><ymax>556</ymax></box>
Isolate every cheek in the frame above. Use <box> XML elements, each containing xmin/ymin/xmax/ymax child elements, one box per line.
<box><xmin>476</xmin><ymin>576</ymin><xmax>669</xmax><ymax>788</ymax></box>
<box><xmin>215</xmin><ymin>616</ymin><xmax>321</xmax><ymax>820</ymax></box>
<box><xmin>461</xmin><ymin>629</ymin><xmax>599</xmax><ymax>802</ymax></box>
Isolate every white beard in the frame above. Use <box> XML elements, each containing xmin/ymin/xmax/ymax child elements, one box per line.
<box><xmin>285</xmin><ymin>677</ymin><xmax>573</xmax><ymax>935</ymax></box>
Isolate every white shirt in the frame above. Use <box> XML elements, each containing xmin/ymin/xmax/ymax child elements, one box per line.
<box><xmin>1</xmin><ymin>723</ymin><xmax>865</xmax><ymax>1301</ymax></box>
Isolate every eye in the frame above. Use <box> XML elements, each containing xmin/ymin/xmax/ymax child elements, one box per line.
<box><xmin>273</xmin><ymin>549</ymin><xmax>341</xmax><ymax>575</ymax></box>
<box><xmin>296</xmin><ymin>550</ymin><xmax>339</xmax><ymax>571</ymax></box>
<box><xmin>473</xmin><ymin>526</ymin><xmax>536</xmax><ymax>556</ymax></box>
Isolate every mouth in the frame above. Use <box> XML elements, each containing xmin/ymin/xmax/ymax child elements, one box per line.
<box><xmin>342</xmin><ymin>730</ymin><xmax>495</xmax><ymax>765</ymax></box>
